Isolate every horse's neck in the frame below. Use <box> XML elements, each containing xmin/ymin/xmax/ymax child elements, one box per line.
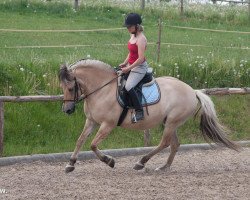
<box><xmin>76</xmin><ymin>68</ymin><xmax>117</xmax><ymax>97</ymax></box>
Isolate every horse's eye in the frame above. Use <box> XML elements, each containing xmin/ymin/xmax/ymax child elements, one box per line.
<box><xmin>68</xmin><ymin>88</ymin><xmax>74</xmax><ymax>92</ymax></box>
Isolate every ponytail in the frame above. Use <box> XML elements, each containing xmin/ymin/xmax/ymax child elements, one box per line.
<box><xmin>137</xmin><ymin>24</ymin><xmax>144</xmax><ymax>32</ymax></box>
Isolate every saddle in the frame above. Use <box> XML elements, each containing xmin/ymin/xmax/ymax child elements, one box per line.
<box><xmin>116</xmin><ymin>68</ymin><xmax>161</xmax><ymax>126</ymax></box>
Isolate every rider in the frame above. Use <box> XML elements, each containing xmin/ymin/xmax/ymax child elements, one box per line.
<box><xmin>119</xmin><ymin>13</ymin><xmax>148</xmax><ymax>123</ymax></box>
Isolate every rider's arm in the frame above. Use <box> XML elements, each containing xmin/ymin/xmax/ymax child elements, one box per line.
<box><xmin>120</xmin><ymin>53</ymin><xmax>130</xmax><ymax>67</ymax></box>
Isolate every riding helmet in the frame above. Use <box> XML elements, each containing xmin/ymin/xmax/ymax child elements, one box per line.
<box><xmin>124</xmin><ymin>13</ymin><xmax>142</xmax><ymax>27</ymax></box>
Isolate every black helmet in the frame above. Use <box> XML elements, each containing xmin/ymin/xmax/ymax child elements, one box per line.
<box><xmin>124</xmin><ymin>13</ymin><xmax>142</xmax><ymax>27</ymax></box>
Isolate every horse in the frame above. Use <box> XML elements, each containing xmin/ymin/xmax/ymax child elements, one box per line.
<box><xmin>59</xmin><ymin>59</ymin><xmax>239</xmax><ymax>173</ymax></box>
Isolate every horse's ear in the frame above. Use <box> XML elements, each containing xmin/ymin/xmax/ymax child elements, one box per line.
<box><xmin>59</xmin><ymin>64</ymin><xmax>73</xmax><ymax>82</ymax></box>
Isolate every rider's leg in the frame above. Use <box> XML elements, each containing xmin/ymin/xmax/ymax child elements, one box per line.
<box><xmin>125</xmin><ymin>63</ymin><xmax>147</xmax><ymax>123</ymax></box>
<box><xmin>127</xmin><ymin>88</ymin><xmax>144</xmax><ymax>122</ymax></box>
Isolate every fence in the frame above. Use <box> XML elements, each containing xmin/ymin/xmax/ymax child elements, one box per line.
<box><xmin>155</xmin><ymin>23</ymin><xmax>250</xmax><ymax>63</ymax></box>
<box><xmin>139</xmin><ymin>0</ymin><xmax>250</xmax><ymax>18</ymax></box>
<box><xmin>1</xmin><ymin>21</ymin><xmax>249</xmax><ymax>62</ymax></box>
<box><xmin>73</xmin><ymin>0</ymin><xmax>250</xmax><ymax>19</ymax></box>
<box><xmin>2</xmin><ymin>24</ymin><xmax>250</xmax><ymax>64</ymax></box>
<box><xmin>0</xmin><ymin>87</ymin><xmax>249</xmax><ymax>156</ymax></box>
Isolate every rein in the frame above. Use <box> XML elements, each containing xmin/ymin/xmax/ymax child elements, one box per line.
<box><xmin>63</xmin><ymin>73</ymin><xmax>122</xmax><ymax>103</ymax></box>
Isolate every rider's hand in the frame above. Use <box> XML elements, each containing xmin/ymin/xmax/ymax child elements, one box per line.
<box><xmin>121</xmin><ymin>66</ymin><xmax>130</xmax><ymax>74</ymax></box>
<box><xmin>119</xmin><ymin>63</ymin><xmax>126</xmax><ymax>68</ymax></box>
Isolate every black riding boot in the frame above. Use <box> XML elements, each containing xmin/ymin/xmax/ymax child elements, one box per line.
<box><xmin>128</xmin><ymin>88</ymin><xmax>144</xmax><ymax>123</ymax></box>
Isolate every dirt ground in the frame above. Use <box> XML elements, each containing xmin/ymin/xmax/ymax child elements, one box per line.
<box><xmin>0</xmin><ymin>148</ymin><xmax>249</xmax><ymax>200</ymax></box>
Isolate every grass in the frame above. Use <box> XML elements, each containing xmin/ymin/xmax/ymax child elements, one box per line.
<box><xmin>0</xmin><ymin>0</ymin><xmax>249</xmax><ymax>156</ymax></box>
<box><xmin>3</xmin><ymin>95</ymin><xmax>250</xmax><ymax>157</ymax></box>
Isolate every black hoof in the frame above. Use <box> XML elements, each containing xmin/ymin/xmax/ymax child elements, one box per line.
<box><xmin>108</xmin><ymin>158</ymin><xmax>115</xmax><ymax>168</ymax></box>
<box><xmin>65</xmin><ymin>164</ymin><xmax>75</xmax><ymax>173</ymax></box>
<box><xmin>133</xmin><ymin>162</ymin><xmax>145</xmax><ymax>170</ymax></box>
<box><xmin>103</xmin><ymin>155</ymin><xmax>115</xmax><ymax>168</ymax></box>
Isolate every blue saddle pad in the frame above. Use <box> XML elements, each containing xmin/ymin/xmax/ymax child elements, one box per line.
<box><xmin>118</xmin><ymin>81</ymin><xmax>161</xmax><ymax>107</ymax></box>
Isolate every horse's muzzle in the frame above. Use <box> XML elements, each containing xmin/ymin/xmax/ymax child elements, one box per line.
<box><xmin>62</xmin><ymin>102</ymin><xmax>75</xmax><ymax>115</ymax></box>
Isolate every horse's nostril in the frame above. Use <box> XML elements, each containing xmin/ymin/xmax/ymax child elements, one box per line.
<box><xmin>63</xmin><ymin>103</ymin><xmax>75</xmax><ymax>115</ymax></box>
<box><xmin>66</xmin><ymin>109</ymin><xmax>72</xmax><ymax>114</ymax></box>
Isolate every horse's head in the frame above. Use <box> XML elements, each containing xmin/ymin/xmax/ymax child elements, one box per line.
<box><xmin>59</xmin><ymin>59</ymin><xmax>117</xmax><ymax>115</ymax></box>
<box><xmin>59</xmin><ymin>64</ymin><xmax>78</xmax><ymax>115</ymax></box>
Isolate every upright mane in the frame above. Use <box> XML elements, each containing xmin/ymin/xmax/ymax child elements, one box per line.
<box><xmin>69</xmin><ymin>59</ymin><xmax>114</xmax><ymax>73</ymax></box>
<box><xmin>59</xmin><ymin>64</ymin><xmax>74</xmax><ymax>82</ymax></box>
<box><xmin>59</xmin><ymin>59</ymin><xmax>115</xmax><ymax>84</ymax></box>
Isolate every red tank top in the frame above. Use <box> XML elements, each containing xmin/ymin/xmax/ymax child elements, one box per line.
<box><xmin>128</xmin><ymin>42</ymin><xmax>145</xmax><ymax>64</ymax></box>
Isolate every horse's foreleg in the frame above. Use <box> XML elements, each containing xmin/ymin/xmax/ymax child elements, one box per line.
<box><xmin>155</xmin><ymin>131</ymin><xmax>180</xmax><ymax>171</ymax></box>
<box><xmin>65</xmin><ymin>118</ymin><xmax>96</xmax><ymax>173</ymax></box>
<box><xmin>91</xmin><ymin>123</ymin><xmax>115</xmax><ymax>168</ymax></box>
<box><xmin>133</xmin><ymin>123</ymin><xmax>176</xmax><ymax>171</ymax></box>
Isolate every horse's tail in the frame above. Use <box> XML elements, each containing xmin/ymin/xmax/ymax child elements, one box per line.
<box><xmin>195</xmin><ymin>90</ymin><xmax>240</xmax><ymax>151</ymax></box>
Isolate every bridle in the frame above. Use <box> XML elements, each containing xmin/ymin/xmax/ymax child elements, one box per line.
<box><xmin>62</xmin><ymin>78</ymin><xmax>83</xmax><ymax>103</ymax></box>
<box><xmin>63</xmin><ymin>72</ymin><xmax>122</xmax><ymax>103</ymax></box>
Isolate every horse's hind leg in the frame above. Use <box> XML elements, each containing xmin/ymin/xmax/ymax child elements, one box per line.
<box><xmin>155</xmin><ymin>131</ymin><xmax>180</xmax><ymax>171</ymax></box>
<box><xmin>133</xmin><ymin>123</ymin><xmax>177</xmax><ymax>170</ymax></box>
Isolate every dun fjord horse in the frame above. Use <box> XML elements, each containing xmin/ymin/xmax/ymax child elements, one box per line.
<box><xmin>59</xmin><ymin>59</ymin><xmax>239</xmax><ymax>173</ymax></box>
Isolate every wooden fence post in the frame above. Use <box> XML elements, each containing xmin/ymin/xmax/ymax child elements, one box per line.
<box><xmin>0</xmin><ymin>101</ymin><xmax>4</xmax><ymax>156</ymax></box>
<box><xmin>248</xmin><ymin>0</ymin><xmax>250</xmax><ymax>21</ymax></box>
<box><xmin>144</xmin><ymin>129</ymin><xmax>151</xmax><ymax>147</ymax></box>
<box><xmin>74</xmin><ymin>0</ymin><xmax>79</xmax><ymax>10</ymax></box>
<box><xmin>157</xmin><ymin>18</ymin><xmax>162</xmax><ymax>63</ymax></box>
<box><xmin>141</xmin><ymin>0</ymin><xmax>145</xmax><ymax>10</ymax></box>
<box><xmin>180</xmin><ymin>0</ymin><xmax>184</xmax><ymax>18</ymax></box>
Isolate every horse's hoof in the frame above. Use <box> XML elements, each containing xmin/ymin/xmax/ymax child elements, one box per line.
<box><xmin>155</xmin><ymin>167</ymin><xmax>161</xmax><ymax>171</ymax></box>
<box><xmin>103</xmin><ymin>155</ymin><xmax>115</xmax><ymax>168</ymax></box>
<box><xmin>155</xmin><ymin>166</ymin><xmax>170</xmax><ymax>172</ymax></box>
<box><xmin>65</xmin><ymin>164</ymin><xmax>75</xmax><ymax>173</ymax></box>
<box><xmin>133</xmin><ymin>162</ymin><xmax>145</xmax><ymax>170</ymax></box>
<box><xmin>108</xmin><ymin>158</ymin><xmax>115</xmax><ymax>168</ymax></box>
